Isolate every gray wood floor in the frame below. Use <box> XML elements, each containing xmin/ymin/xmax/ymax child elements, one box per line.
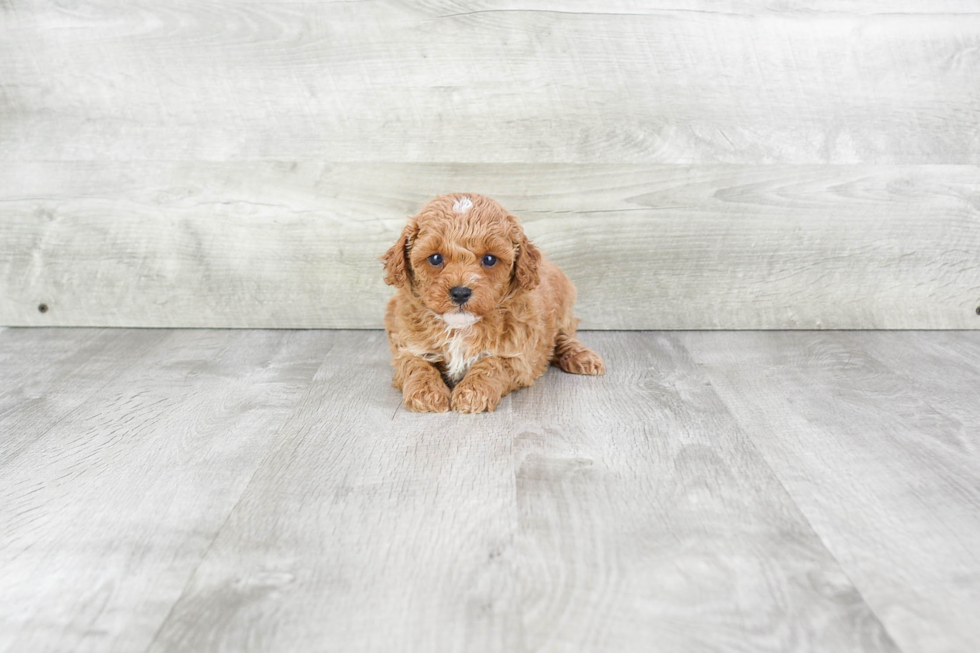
<box><xmin>1</xmin><ymin>329</ymin><xmax>977</xmax><ymax>653</ymax></box>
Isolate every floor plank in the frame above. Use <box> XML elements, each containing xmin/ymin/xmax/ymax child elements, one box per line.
<box><xmin>681</xmin><ymin>331</ymin><xmax>980</xmax><ymax>653</ymax></box>
<box><xmin>0</xmin><ymin>328</ymin><xmax>172</xmax><ymax>467</ymax></box>
<box><xmin>509</xmin><ymin>333</ymin><xmax>898</xmax><ymax>653</ymax></box>
<box><xmin>146</xmin><ymin>331</ymin><xmax>525</xmax><ymax>653</ymax></box>
<box><xmin>838</xmin><ymin>331</ymin><xmax>980</xmax><ymax>430</ymax></box>
<box><xmin>3</xmin><ymin>330</ymin><xmax>979</xmax><ymax>652</ymax></box>
<box><xmin>148</xmin><ymin>331</ymin><xmax>896</xmax><ymax>653</ymax></box>
<box><xmin>0</xmin><ymin>329</ymin><xmax>332</xmax><ymax>653</ymax></box>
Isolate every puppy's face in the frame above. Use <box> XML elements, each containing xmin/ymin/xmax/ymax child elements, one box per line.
<box><xmin>383</xmin><ymin>194</ymin><xmax>540</xmax><ymax>327</ymax></box>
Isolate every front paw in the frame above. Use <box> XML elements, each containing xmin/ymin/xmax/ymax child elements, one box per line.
<box><xmin>403</xmin><ymin>378</ymin><xmax>451</xmax><ymax>413</ymax></box>
<box><xmin>452</xmin><ymin>379</ymin><xmax>502</xmax><ymax>413</ymax></box>
<box><xmin>559</xmin><ymin>348</ymin><xmax>605</xmax><ymax>376</ymax></box>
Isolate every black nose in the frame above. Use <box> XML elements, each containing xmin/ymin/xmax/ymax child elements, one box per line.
<box><xmin>449</xmin><ymin>286</ymin><xmax>472</xmax><ymax>305</ymax></box>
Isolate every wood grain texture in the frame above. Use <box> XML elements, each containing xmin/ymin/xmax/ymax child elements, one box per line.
<box><xmin>2</xmin><ymin>328</ymin><xmax>944</xmax><ymax>652</ymax></box>
<box><xmin>148</xmin><ymin>329</ymin><xmax>899</xmax><ymax>652</ymax></box>
<box><xmin>1</xmin><ymin>162</ymin><xmax>978</xmax><ymax>329</ymax></box>
<box><xmin>680</xmin><ymin>331</ymin><xmax>980</xmax><ymax>653</ymax></box>
<box><xmin>509</xmin><ymin>332</ymin><xmax>899</xmax><ymax>653</ymax></box>
<box><xmin>1</xmin><ymin>1</ymin><xmax>978</xmax><ymax>164</ymax></box>
<box><xmin>146</xmin><ymin>331</ymin><xmax>526</xmax><ymax>653</ymax></box>
<box><xmin>0</xmin><ymin>329</ymin><xmax>332</xmax><ymax>653</ymax></box>
<box><xmin>0</xmin><ymin>328</ymin><xmax>170</xmax><ymax>467</ymax></box>
<box><xmin>2</xmin><ymin>1</ymin><xmax>979</xmax><ymax>329</ymax></box>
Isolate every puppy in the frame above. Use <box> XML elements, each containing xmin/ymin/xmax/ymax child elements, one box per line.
<box><xmin>382</xmin><ymin>193</ymin><xmax>604</xmax><ymax>413</ymax></box>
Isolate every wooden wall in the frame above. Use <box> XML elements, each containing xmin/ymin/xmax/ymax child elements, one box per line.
<box><xmin>1</xmin><ymin>1</ymin><xmax>978</xmax><ymax>329</ymax></box>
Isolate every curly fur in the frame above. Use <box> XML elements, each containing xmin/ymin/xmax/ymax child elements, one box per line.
<box><xmin>382</xmin><ymin>193</ymin><xmax>604</xmax><ymax>413</ymax></box>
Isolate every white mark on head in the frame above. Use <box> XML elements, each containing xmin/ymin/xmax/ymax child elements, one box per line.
<box><xmin>453</xmin><ymin>196</ymin><xmax>473</xmax><ymax>214</ymax></box>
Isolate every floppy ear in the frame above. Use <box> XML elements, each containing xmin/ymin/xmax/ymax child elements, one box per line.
<box><xmin>381</xmin><ymin>221</ymin><xmax>417</xmax><ymax>288</ymax></box>
<box><xmin>513</xmin><ymin>226</ymin><xmax>541</xmax><ymax>291</ymax></box>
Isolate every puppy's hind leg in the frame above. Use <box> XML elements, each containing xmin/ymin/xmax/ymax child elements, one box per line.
<box><xmin>553</xmin><ymin>332</ymin><xmax>605</xmax><ymax>376</ymax></box>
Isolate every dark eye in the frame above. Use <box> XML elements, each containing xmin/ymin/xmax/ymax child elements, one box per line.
<box><xmin>482</xmin><ymin>254</ymin><xmax>498</xmax><ymax>268</ymax></box>
<box><xmin>427</xmin><ymin>253</ymin><xmax>443</xmax><ymax>266</ymax></box>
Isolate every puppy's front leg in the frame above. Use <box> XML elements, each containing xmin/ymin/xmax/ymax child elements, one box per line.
<box><xmin>452</xmin><ymin>357</ymin><xmax>519</xmax><ymax>414</ymax></box>
<box><xmin>393</xmin><ymin>353</ymin><xmax>451</xmax><ymax>413</ymax></box>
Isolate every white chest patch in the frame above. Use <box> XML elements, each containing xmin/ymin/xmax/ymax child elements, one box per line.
<box><xmin>444</xmin><ymin>331</ymin><xmax>480</xmax><ymax>384</ymax></box>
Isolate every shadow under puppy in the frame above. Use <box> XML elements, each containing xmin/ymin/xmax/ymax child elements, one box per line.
<box><xmin>382</xmin><ymin>193</ymin><xmax>604</xmax><ymax>413</ymax></box>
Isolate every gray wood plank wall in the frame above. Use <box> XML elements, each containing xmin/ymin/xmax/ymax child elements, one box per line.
<box><xmin>1</xmin><ymin>1</ymin><xmax>978</xmax><ymax>328</ymax></box>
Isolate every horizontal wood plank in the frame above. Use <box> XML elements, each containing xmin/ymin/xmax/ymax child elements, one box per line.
<box><xmin>1</xmin><ymin>162</ymin><xmax>978</xmax><ymax>329</ymax></box>
<box><xmin>1</xmin><ymin>2</ymin><xmax>978</xmax><ymax>164</ymax></box>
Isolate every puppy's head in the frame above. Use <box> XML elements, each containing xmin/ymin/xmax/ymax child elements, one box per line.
<box><xmin>382</xmin><ymin>193</ymin><xmax>541</xmax><ymax>327</ymax></box>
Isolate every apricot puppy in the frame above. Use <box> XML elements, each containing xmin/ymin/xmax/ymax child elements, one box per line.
<box><xmin>382</xmin><ymin>193</ymin><xmax>604</xmax><ymax>413</ymax></box>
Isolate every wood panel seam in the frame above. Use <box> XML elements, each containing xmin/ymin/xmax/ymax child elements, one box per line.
<box><xmin>680</xmin><ymin>337</ymin><xmax>909</xmax><ymax>653</ymax></box>
<box><xmin>142</xmin><ymin>336</ymin><xmax>338</xmax><ymax>653</ymax></box>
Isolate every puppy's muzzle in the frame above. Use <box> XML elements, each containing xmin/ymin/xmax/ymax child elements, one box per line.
<box><xmin>449</xmin><ymin>286</ymin><xmax>472</xmax><ymax>305</ymax></box>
